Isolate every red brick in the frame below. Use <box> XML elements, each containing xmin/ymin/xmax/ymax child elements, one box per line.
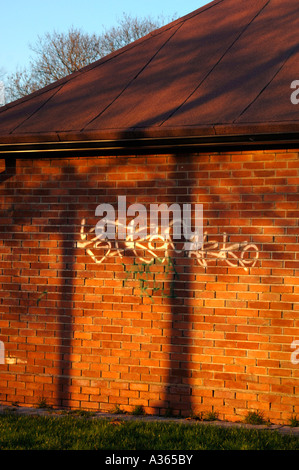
<box><xmin>0</xmin><ymin>151</ymin><xmax>298</xmax><ymax>424</ymax></box>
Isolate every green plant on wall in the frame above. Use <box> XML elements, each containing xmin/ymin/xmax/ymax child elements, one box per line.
<box><xmin>36</xmin><ymin>291</ymin><xmax>48</xmax><ymax>305</ymax></box>
<box><xmin>122</xmin><ymin>257</ymin><xmax>179</xmax><ymax>302</ymax></box>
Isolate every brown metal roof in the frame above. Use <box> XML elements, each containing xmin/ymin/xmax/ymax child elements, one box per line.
<box><xmin>1</xmin><ymin>0</ymin><xmax>299</xmax><ymax>154</ymax></box>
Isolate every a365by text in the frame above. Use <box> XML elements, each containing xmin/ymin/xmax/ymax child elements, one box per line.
<box><xmin>104</xmin><ymin>454</ymin><xmax>193</xmax><ymax>467</ymax></box>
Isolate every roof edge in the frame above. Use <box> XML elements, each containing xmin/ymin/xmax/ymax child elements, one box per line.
<box><xmin>1</xmin><ymin>121</ymin><xmax>299</xmax><ymax>144</ymax></box>
<box><xmin>1</xmin><ymin>124</ymin><xmax>299</xmax><ymax>157</ymax></box>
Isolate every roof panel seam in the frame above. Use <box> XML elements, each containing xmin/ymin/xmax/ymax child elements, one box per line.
<box><xmin>159</xmin><ymin>0</ymin><xmax>271</xmax><ymax>127</ymax></box>
<box><xmin>235</xmin><ymin>44</ymin><xmax>299</xmax><ymax>122</ymax></box>
<box><xmin>74</xmin><ymin>3</ymin><xmax>225</xmax><ymax>76</ymax></box>
<box><xmin>80</xmin><ymin>22</ymin><xmax>185</xmax><ymax>132</ymax></box>
<box><xmin>9</xmin><ymin>84</ymin><xmax>65</xmax><ymax>135</ymax></box>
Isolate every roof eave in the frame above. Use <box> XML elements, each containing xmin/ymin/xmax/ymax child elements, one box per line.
<box><xmin>1</xmin><ymin>122</ymin><xmax>299</xmax><ymax>156</ymax></box>
<box><xmin>0</xmin><ymin>130</ymin><xmax>299</xmax><ymax>158</ymax></box>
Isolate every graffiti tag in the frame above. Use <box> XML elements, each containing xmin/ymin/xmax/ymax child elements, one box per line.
<box><xmin>76</xmin><ymin>219</ymin><xmax>259</xmax><ymax>272</ymax></box>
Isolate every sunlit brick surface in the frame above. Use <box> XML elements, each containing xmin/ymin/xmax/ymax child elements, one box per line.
<box><xmin>0</xmin><ymin>150</ymin><xmax>298</xmax><ymax>424</ymax></box>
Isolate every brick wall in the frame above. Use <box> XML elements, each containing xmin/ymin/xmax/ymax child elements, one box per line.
<box><xmin>0</xmin><ymin>149</ymin><xmax>298</xmax><ymax>424</ymax></box>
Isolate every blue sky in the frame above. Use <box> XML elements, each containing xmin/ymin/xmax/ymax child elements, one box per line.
<box><xmin>0</xmin><ymin>0</ymin><xmax>209</xmax><ymax>77</ymax></box>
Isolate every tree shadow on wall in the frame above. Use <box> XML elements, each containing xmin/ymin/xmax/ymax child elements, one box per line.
<box><xmin>0</xmin><ymin>154</ymin><xmax>189</xmax><ymax>412</ymax></box>
<box><xmin>2</xmin><ymin>142</ymin><xmax>296</xmax><ymax>419</ymax></box>
<box><xmin>1</xmin><ymin>0</ymin><xmax>299</xmax><ymax>413</ymax></box>
<box><xmin>73</xmin><ymin>154</ymin><xmax>197</xmax><ymax>416</ymax></box>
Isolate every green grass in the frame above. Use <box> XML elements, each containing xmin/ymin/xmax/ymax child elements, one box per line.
<box><xmin>244</xmin><ymin>410</ymin><xmax>269</xmax><ymax>426</ymax></box>
<box><xmin>0</xmin><ymin>414</ymin><xmax>298</xmax><ymax>450</ymax></box>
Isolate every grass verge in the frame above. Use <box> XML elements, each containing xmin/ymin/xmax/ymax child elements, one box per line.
<box><xmin>0</xmin><ymin>413</ymin><xmax>298</xmax><ymax>450</ymax></box>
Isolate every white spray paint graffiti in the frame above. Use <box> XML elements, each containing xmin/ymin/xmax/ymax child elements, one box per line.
<box><xmin>76</xmin><ymin>218</ymin><xmax>259</xmax><ymax>271</ymax></box>
<box><xmin>190</xmin><ymin>232</ymin><xmax>259</xmax><ymax>271</ymax></box>
<box><xmin>75</xmin><ymin>219</ymin><xmax>299</xmax><ymax>367</ymax></box>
